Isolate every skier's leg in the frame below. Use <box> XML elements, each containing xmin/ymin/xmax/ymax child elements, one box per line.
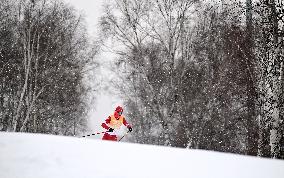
<box><xmin>102</xmin><ymin>133</ymin><xmax>111</xmax><ymax>140</ymax></box>
<box><xmin>102</xmin><ymin>133</ymin><xmax>117</xmax><ymax>141</ymax></box>
<box><xmin>110</xmin><ymin>135</ymin><xmax>118</xmax><ymax>141</ymax></box>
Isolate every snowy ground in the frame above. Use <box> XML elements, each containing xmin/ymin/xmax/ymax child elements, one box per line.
<box><xmin>0</xmin><ymin>132</ymin><xmax>284</xmax><ymax>178</ymax></box>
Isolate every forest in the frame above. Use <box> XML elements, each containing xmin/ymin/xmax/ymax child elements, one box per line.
<box><xmin>99</xmin><ymin>0</ymin><xmax>284</xmax><ymax>159</ymax></box>
<box><xmin>0</xmin><ymin>0</ymin><xmax>96</xmax><ymax>135</ymax></box>
<box><xmin>1</xmin><ymin>0</ymin><xmax>283</xmax><ymax>159</ymax></box>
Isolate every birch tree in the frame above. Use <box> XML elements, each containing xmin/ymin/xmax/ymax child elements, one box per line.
<box><xmin>244</xmin><ymin>0</ymin><xmax>259</xmax><ymax>156</ymax></box>
<box><xmin>1</xmin><ymin>0</ymin><xmax>92</xmax><ymax>135</ymax></box>
<box><xmin>256</xmin><ymin>0</ymin><xmax>284</xmax><ymax>159</ymax></box>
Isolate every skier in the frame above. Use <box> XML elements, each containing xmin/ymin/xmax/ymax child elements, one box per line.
<box><xmin>101</xmin><ymin>106</ymin><xmax>132</xmax><ymax>141</ymax></box>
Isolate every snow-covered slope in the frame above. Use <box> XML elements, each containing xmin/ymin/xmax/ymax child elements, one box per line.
<box><xmin>0</xmin><ymin>132</ymin><xmax>284</xmax><ymax>178</ymax></box>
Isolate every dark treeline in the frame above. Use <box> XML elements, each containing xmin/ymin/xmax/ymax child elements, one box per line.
<box><xmin>100</xmin><ymin>0</ymin><xmax>284</xmax><ymax>159</ymax></box>
<box><xmin>0</xmin><ymin>0</ymin><xmax>96</xmax><ymax>135</ymax></box>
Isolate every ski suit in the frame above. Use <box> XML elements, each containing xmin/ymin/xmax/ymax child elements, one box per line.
<box><xmin>101</xmin><ymin>113</ymin><xmax>131</xmax><ymax>141</ymax></box>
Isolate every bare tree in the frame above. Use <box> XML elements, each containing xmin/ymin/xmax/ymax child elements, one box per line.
<box><xmin>100</xmin><ymin>0</ymin><xmax>197</xmax><ymax>146</ymax></box>
<box><xmin>1</xmin><ymin>0</ymin><xmax>93</xmax><ymax>135</ymax></box>
<box><xmin>256</xmin><ymin>0</ymin><xmax>284</xmax><ymax>159</ymax></box>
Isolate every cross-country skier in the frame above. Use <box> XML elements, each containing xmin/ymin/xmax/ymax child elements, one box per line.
<box><xmin>101</xmin><ymin>106</ymin><xmax>132</xmax><ymax>141</ymax></box>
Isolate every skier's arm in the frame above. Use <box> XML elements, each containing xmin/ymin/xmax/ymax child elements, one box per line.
<box><xmin>101</xmin><ymin>116</ymin><xmax>111</xmax><ymax>130</ymax></box>
<box><xmin>123</xmin><ymin>117</ymin><xmax>131</xmax><ymax>128</ymax></box>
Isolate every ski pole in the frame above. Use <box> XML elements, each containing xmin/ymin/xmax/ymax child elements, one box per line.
<box><xmin>118</xmin><ymin>130</ymin><xmax>130</xmax><ymax>142</ymax></box>
<box><xmin>81</xmin><ymin>131</ymin><xmax>109</xmax><ymax>137</ymax></box>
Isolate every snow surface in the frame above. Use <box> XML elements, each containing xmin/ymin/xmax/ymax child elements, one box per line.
<box><xmin>1</xmin><ymin>132</ymin><xmax>284</xmax><ymax>178</ymax></box>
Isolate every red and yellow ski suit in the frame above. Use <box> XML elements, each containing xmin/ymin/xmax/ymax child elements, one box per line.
<box><xmin>101</xmin><ymin>114</ymin><xmax>131</xmax><ymax>141</ymax></box>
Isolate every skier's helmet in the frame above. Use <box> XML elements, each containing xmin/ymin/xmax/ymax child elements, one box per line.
<box><xmin>115</xmin><ymin>106</ymin><xmax>123</xmax><ymax>115</ymax></box>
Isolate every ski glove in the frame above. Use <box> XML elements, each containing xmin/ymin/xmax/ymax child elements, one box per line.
<box><xmin>108</xmin><ymin>128</ymin><xmax>114</xmax><ymax>132</ymax></box>
<box><xmin>128</xmin><ymin>127</ymin><xmax>132</xmax><ymax>132</ymax></box>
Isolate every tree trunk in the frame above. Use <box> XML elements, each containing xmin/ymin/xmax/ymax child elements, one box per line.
<box><xmin>268</xmin><ymin>0</ymin><xmax>282</xmax><ymax>159</ymax></box>
<box><xmin>12</xmin><ymin>32</ymin><xmax>31</xmax><ymax>132</ymax></box>
<box><xmin>246</xmin><ymin>0</ymin><xmax>258</xmax><ymax>156</ymax></box>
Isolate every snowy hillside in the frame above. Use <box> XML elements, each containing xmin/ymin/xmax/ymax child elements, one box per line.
<box><xmin>0</xmin><ymin>132</ymin><xmax>284</xmax><ymax>178</ymax></box>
